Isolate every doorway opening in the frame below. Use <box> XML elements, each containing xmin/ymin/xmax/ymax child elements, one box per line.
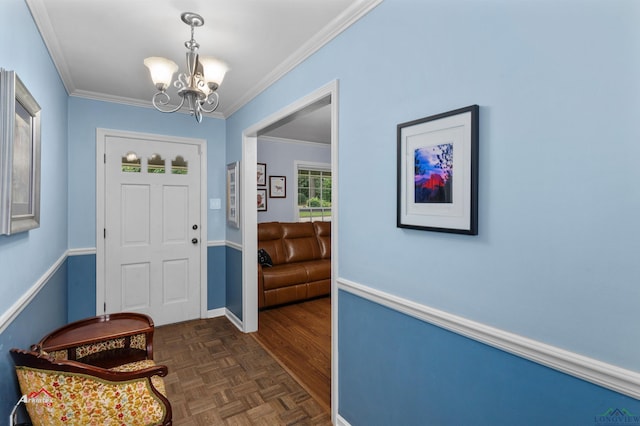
<box><xmin>241</xmin><ymin>81</ymin><xmax>338</xmax><ymax>418</ymax></box>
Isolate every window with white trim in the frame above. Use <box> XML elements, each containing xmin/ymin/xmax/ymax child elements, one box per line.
<box><xmin>296</xmin><ymin>164</ymin><xmax>331</xmax><ymax>222</ymax></box>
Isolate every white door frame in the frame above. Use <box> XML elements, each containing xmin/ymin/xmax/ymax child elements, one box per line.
<box><xmin>240</xmin><ymin>80</ymin><xmax>339</xmax><ymax>422</ymax></box>
<box><xmin>96</xmin><ymin>128</ymin><xmax>208</xmax><ymax>320</ymax></box>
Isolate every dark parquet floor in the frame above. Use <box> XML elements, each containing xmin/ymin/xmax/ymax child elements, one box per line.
<box><xmin>154</xmin><ymin>315</ymin><xmax>332</xmax><ymax>426</ymax></box>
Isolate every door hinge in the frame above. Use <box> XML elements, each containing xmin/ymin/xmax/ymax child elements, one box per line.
<box><xmin>104</xmin><ymin>302</ymin><xmax>106</xmax><ymax>313</ymax></box>
<box><xmin>104</xmin><ymin>228</ymin><xmax>106</xmax><ymax>238</ymax></box>
<box><xmin>104</xmin><ymin>153</ymin><xmax>106</xmax><ymax>163</ymax></box>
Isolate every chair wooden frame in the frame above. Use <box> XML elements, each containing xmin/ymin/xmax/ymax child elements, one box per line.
<box><xmin>10</xmin><ymin>313</ymin><xmax>172</xmax><ymax>425</ymax></box>
<box><xmin>11</xmin><ymin>349</ymin><xmax>172</xmax><ymax>425</ymax></box>
<box><xmin>33</xmin><ymin>312</ymin><xmax>155</xmax><ymax>368</ymax></box>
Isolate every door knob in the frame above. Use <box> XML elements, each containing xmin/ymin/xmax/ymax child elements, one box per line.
<box><xmin>192</xmin><ymin>238</ymin><xmax>198</xmax><ymax>244</ymax></box>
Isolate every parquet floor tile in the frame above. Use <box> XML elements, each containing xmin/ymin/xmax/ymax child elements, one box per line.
<box><xmin>154</xmin><ymin>315</ymin><xmax>331</xmax><ymax>425</ymax></box>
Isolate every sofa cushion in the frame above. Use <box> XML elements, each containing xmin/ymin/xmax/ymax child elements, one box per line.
<box><xmin>302</xmin><ymin>259</ymin><xmax>331</xmax><ymax>282</ymax></box>
<box><xmin>262</xmin><ymin>264</ymin><xmax>309</xmax><ymax>290</ymax></box>
<box><xmin>258</xmin><ymin>222</ymin><xmax>286</xmax><ymax>265</ymax></box>
<box><xmin>263</xmin><ymin>284</ymin><xmax>308</xmax><ymax>307</ymax></box>
<box><xmin>313</xmin><ymin>222</ymin><xmax>331</xmax><ymax>259</ymax></box>
<box><xmin>281</xmin><ymin>222</ymin><xmax>321</xmax><ymax>263</ymax></box>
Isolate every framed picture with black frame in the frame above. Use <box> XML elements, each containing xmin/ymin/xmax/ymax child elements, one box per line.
<box><xmin>397</xmin><ymin>105</ymin><xmax>479</xmax><ymax>235</ymax></box>
<box><xmin>257</xmin><ymin>163</ymin><xmax>266</xmax><ymax>186</ymax></box>
<box><xmin>269</xmin><ymin>176</ymin><xmax>286</xmax><ymax>198</ymax></box>
<box><xmin>257</xmin><ymin>188</ymin><xmax>267</xmax><ymax>211</ymax></box>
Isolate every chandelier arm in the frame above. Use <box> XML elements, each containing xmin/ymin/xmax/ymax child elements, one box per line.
<box><xmin>174</xmin><ymin>73</ymin><xmax>189</xmax><ymax>91</ymax></box>
<box><xmin>151</xmin><ymin>91</ymin><xmax>185</xmax><ymax>114</ymax></box>
<box><xmin>198</xmin><ymin>92</ymin><xmax>220</xmax><ymax>113</ymax></box>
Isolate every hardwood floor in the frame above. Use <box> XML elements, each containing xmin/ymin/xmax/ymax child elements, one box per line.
<box><xmin>251</xmin><ymin>297</ymin><xmax>332</xmax><ymax>412</ymax></box>
<box><xmin>154</xmin><ymin>315</ymin><xmax>331</xmax><ymax>425</ymax></box>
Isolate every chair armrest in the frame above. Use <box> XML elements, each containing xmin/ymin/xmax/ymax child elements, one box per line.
<box><xmin>12</xmin><ymin>349</ymin><xmax>167</xmax><ymax>381</ymax></box>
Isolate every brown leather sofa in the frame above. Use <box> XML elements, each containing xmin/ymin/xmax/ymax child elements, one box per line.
<box><xmin>257</xmin><ymin>221</ymin><xmax>331</xmax><ymax>308</ymax></box>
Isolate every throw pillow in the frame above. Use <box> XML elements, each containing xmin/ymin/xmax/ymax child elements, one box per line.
<box><xmin>258</xmin><ymin>248</ymin><xmax>273</xmax><ymax>267</ymax></box>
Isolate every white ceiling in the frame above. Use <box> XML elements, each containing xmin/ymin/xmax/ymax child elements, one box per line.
<box><xmin>25</xmin><ymin>0</ymin><xmax>381</xmax><ymax>142</ymax></box>
<box><xmin>260</xmin><ymin>104</ymin><xmax>332</xmax><ymax>144</ymax></box>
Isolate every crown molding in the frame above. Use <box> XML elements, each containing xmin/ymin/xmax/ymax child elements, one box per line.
<box><xmin>223</xmin><ymin>0</ymin><xmax>383</xmax><ymax>117</ymax></box>
<box><xmin>25</xmin><ymin>0</ymin><xmax>74</xmax><ymax>95</ymax></box>
<box><xmin>69</xmin><ymin>91</ymin><xmax>226</xmax><ymax>120</ymax></box>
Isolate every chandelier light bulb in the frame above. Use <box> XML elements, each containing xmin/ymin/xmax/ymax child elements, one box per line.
<box><xmin>143</xmin><ymin>57</ymin><xmax>178</xmax><ymax>91</ymax></box>
<box><xmin>199</xmin><ymin>56</ymin><xmax>229</xmax><ymax>89</ymax></box>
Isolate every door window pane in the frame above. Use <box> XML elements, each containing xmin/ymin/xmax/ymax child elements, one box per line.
<box><xmin>122</xmin><ymin>152</ymin><xmax>141</xmax><ymax>173</ymax></box>
<box><xmin>148</xmin><ymin>153</ymin><xmax>165</xmax><ymax>174</ymax></box>
<box><xmin>172</xmin><ymin>156</ymin><xmax>188</xmax><ymax>175</ymax></box>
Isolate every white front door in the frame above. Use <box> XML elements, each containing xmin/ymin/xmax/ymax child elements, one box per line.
<box><xmin>103</xmin><ymin>134</ymin><xmax>202</xmax><ymax>326</ymax></box>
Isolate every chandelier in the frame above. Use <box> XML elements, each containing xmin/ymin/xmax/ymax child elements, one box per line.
<box><xmin>144</xmin><ymin>12</ymin><xmax>228</xmax><ymax>123</ymax></box>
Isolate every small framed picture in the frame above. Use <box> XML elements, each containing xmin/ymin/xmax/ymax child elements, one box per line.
<box><xmin>257</xmin><ymin>188</ymin><xmax>267</xmax><ymax>211</ymax></box>
<box><xmin>257</xmin><ymin>163</ymin><xmax>266</xmax><ymax>186</ymax></box>
<box><xmin>269</xmin><ymin>176</ymin><xmax>286</xmax><ymax>198</ymax></box>
<box><xmin>226</xmin><ymin>162</ymin><xmax>240</xmax><ymax>229</ymax></box>
<box><xmin>397</xmin><ymin>105</ymin><xmax>479</xmax><ymax>235</ymax></box>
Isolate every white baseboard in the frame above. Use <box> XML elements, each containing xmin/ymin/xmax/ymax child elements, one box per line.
<box><xmin>335</xmin><ymin>414</ymin><xmax>351</xmax><ymax>426</ymax></box>
<box><xmin>338</xmin><ymin>277</ymin><xmax>640</xmax><ymax>401</ymax></box>
<box><xmin>207</xmin><ymin>308</ymin><xmax>226</xmax><ymax>318</ymax></box>
<box><xmin>225</xmin><ymin>309</ymin><xmax>244</xmax><ymax>331</ymax></box>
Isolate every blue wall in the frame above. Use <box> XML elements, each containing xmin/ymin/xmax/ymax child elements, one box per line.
<box><xmin>339</xmin><ymin>290</ymin><xmax>640</xmax><ymax>426</ymax></box>
<box><xmin>67</xmin><ymin>249</ymin><xmax>227</xmax><ymax>322</ymax></box>
<box><xmin>0</xmin><ymin>0</ymin><xmax>68</xmax><ymax>316</ymax></box>
<box><xmin>67</xmin><ymin>254</ymin><xmax>97</xmax><ymax>322</ymax></box>
<box><xmin>332</xmin><ymin>0</ymin><xmax>640</xmax><ymax>370</ymax></box>
<box><xmin>65</xmin><ymin>98</ymin><xmax>229</xmax><ymax>322</ymax></box>
<box><xmin>2</xmin><ymin>0</ymin><xmax>640</xmax><ymax>423</ymax></box>
<box><xmin>225</xmin><ymin>246</ymin><xmax>243</xmax><ymax>320</ymax></box>
<box><xmin>0</xmin><ymin>1</ymin><xmax>231</xmax><ymax>419</ymax></box>
<box><xmin>224</xmin><ymin>0</ymin><xmax>640</xmax><ymax>422</ymax></box>
<box><xmin>0</xmin><ymin>261</ymin><xmax>67</xmax><ymax>421</ymax></box>
<box><xmin>0</xmin><ymin>0</ymin><xmax>69</xmax><ymax>420</ymax></box>
<box><xmin>67</xmin><ymin>97</ymin><xmax>227</xmax><ymax>247</ymax></box>
<box><xmin>208</xmin><ymin>245</ymin><xmax>227</xmax><ymax>310</ymax></box>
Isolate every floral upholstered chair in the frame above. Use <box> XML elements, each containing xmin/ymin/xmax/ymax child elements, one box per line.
<box><xmin>10</xmin><ymin>313</ymin><xmax>171</xmax><ymax>426</ymax></box>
